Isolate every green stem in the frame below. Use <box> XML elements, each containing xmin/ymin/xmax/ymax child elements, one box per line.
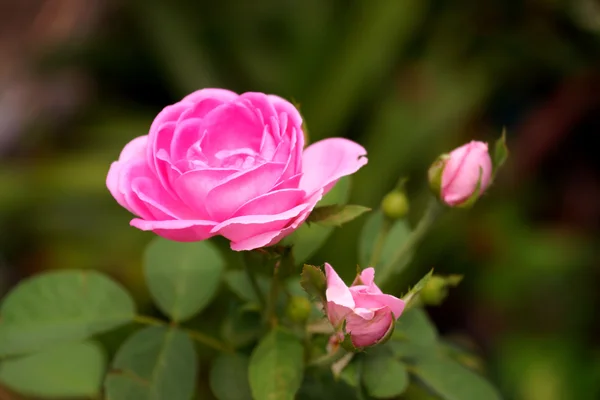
<box><xmin>376</xmin><ymin>197</ymin><xmax>444</xmax><ymax>286</ymax></box>
<box><xmin>134</xmin><ymin>315</ymin><xmax>233</xmax><ymax>353</ymax></box>
<box><xmin>265</xmin><ymin>261</ymin><xmax>281</xmax><ymax>327</ymax></box>
<box><xmin>243</xmin><ymin>252</ymin><xmax>266</xmax><ymax>309</ymax></box>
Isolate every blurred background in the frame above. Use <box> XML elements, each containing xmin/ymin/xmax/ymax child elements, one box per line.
<box><xmin>1</xmin><ymin>0</ymin><xmax>599</xmax><ymax>399</ymax></box>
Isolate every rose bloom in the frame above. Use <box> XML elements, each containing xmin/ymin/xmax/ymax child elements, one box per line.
<box><xmin>325</xmin><ymin>263</ymin><xmax>405</xmax><ymax>348</ymax></box>
<box><xmin>440</xmin><ymin>141</ymin><xmax>492</xmax><ymax>206</ymax></box>
<box><xmin>106</xmin><ymin>89</ymin><xmax>367</xmax><ymax>251</ymax></box>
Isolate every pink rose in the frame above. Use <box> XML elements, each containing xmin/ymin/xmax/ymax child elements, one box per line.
<box><xmin>440</xmin><ymin>141</ymin><xmax>492</xmax><ymax>206</ymax></box>
<box><xmin>106</xmin><ymin>89</ymin><xmax>367</xmax><ymax>251</ymax></box>
<box><xmin>325</xmin><ymin>263</ymin><xmax>405</xmax><ymax>348</ymax></box>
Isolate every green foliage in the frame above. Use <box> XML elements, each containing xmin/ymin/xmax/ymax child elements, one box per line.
<box><xmin>210</xmin><ymin>353</ymin><xmax>253</xmax><ymax>400</ymax></box>
<box><xmin>224</xmin><ymin>270</ymin><xmax>270</xmax><ymax>305</ymax></box>
<box><xmin>104</xmin><ymin>326</ymin><xmax>197</xmax><ymax>400</ymax></box>
<box><xmin>402</xmin><ymin>269</ymin><xmax>434</xmax><ymax>305</ymax></box>
<box><xmin>0</xmin><ymin>270</ymin><xmax>135</xmax><ymax>357</ymax></box>
<box><xmin>362</xmin><ymin>350</ymin><xmax>409</xmax><ymax>398</ymax></box>
<box><xmin>248</xmin><ymin>328</ymin><xmax>304</xmax><ymax>400</ymax></box>
<box><xmin>411</xmin><ymin>356</ymin><xmax>502</xmax><ymax>400</ymax></box>
<box><xmin>359</xmin><ymin>209</ymin><xmax>413</xmax><ymax>270</ymax></box>
<box><xmin>0</xmin><ymin>341</ymin><xmax>105</xmax><ymax>398</ymax></box>
<box><xmin>282</xmin><ymin>175</ymin><xmax>351</xmax><ymax>264</ymax></box>
<box><xmin>300</xmin><ymin>264</ymin><xmax>327</xmax><ymax>305</ymax></box>
<box><xmin>221</xmin><ymin>307</ymin><xmax>263</xmax><ymax>348</ymax></box>
<box><xmin>144</xmin><ymin>238</ymin><xmax>225</xmax><ymax>322</ymax></box>
<box><xmin>307</xmin><ymin>205</ymin><xmax>371</xmax><ymax>227</ymax></box>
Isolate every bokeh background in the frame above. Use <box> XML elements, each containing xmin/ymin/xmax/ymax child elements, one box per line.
<box><xmin>1</xmin><ymin>0</ymin><xmax>600</xmax><ymax>399</ymax></box>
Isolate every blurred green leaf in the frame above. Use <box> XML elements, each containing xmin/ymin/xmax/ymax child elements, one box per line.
<box><xmin>307</xmin><ymin>205</ymin><xmax>371</xmax><ymax>227</ymax></box>
<box><xmin>144</xmin><ymin>238</ymin><xmax>224</xmax><ymax>322</ymax></box>
<box><xmin>104</xmin><ymin>326</ymin><xmax>197</xmax><ymax>400</ymax></box>
<box><xmin>394</xmin><ymin>307</ymin><xmax>438</xmax><ymax>345</ymax></box>
<box><xmin>248</xmin><ymin>328</ymin><xmax>304</xmax><ymax>400</ymax></box>
<box><xmin>0</xmin><ymin>341</ymin><xmax>105</xmax><ymax>398</ymax></box>
<box><xmin>300</xmin><ymin>264</ymin><xmax>327</xmax><ymax>305</ymax></box>
<box><xmin>221</xmin><ymin>308</ymin><xmax>263</xmax><ymax>348</ymax></box>
<box><xmin>0</xmin><ymin>270</ymin><xmax>135</xmax><ymax>357</ymax></box>
<box><xmin>402</xmin><ymin>269</ymin><xmax>434</xmax><ymax>305</ymax></box>
<box><xmin>362</xmin><ymin>351</ymin><xmax>409</xmax><ymax>398</ymax></box>
<box><xmin>412</xmin><ymin>356</ymin><xmax>502</xmax><ymax>400</ymax></box>
<box><xmin>224</xmin><ymin>270</ymin><xmax>270</xmax><ymax>305</ymax></box>
<box><xmin>210</xmin><ymin>353</ymin><xmax>253</xmax><ymax>400</ymax></box>
<box><xmin>282</xmin><ymin>176</ymin><xmax>351</xmax><ymax>265</ymax></box>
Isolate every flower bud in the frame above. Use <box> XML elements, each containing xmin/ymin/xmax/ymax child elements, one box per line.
<box><xmin>324</xmin><ymin>264</ymin><xmax>405</xmax><ymax>349</ymax></box>
<box><xmin>286</xmin><ymin>295</ymin><xmax>312</xmax><ymax>323</ymax></box>
<box><xmin>429</xmin><ymin>141</ymin><xmax>492</xmax><ymax>207</ymax></box>
<box><xmin>381</xmin><ymin>190</ymin><xmax>409</xmax><ymax>220</ymax></box>
<box><xmin>420</xmin><ymin>274</ymin><xmax>463</xmax><ymax>306</ymax></box>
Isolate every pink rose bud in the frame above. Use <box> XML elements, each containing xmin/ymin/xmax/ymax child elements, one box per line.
<box><xmin>106</xmin><ymin>89</ymin><xmax>368</xmax><ymax>251</ymax></box>
<box><xmin>434</xmin><ymin>141</ymin><xmax>492</xmax><ymax>206</ymax></box>
<box><xmin>324</xmin><ymin>263</ymin><xmax>405</xmax><ymax>348</ymax></box>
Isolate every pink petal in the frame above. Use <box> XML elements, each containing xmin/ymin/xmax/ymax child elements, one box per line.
<box><xmin>173</xmin><ymin>168</ymin><xmax>237</xmax><ymax>218</ymax></box>
<box><xmin>267</xmin><ymin>94</ymin><xmax>303</xmax><ymax>140</ymax></box>
<box><xmin>131</xmin><ymin>176</ymin><xmax>195</xmax><ymax>220</ymax></box>
<box><xmin>205</xmin><ymin>162</ymin><xmax>285</xmax><ymax>221</ymax></box>
<box><xmin>441</xmin><ymin>141</ymin><xmax>492</xmax><ymax>206</ymax></box>
<box><xmin>299</xmin><ymin>138</ymin><xmax>368</xmax><ymax>195</ymax></box>
<box><xmin>170</xmin><ymin>118</ymin><xmax>204</xmax><ymax>163</ymax></box>
<box><xmin>130</xmin><ymin>219</ymin><xmax>216</xmax><ymax>242</ymax></box>
<box><xmin>148</xmin><ymin>122</ymin><xmax>178</xmax><ymax>196</ymax></box>
<box><xmin>199</xmin><ymin>102</ymin><xmax>263</xmax><ymax>161</ymax></box>
<box><xmin>181</xmin><ymin>88</ymin><xmax>238</xmax><ymax>104</ymax></box>
<box><xmin>148</xmin><ymin>102</ymin><xmax>190</xmax><ymax>142</ymax></box>
<box><xmin>227</xmin><ymin>188</ymin><xmax>322</xmax><ymax>251</ymax></box>
<box><xmin>346</xmin><ymin>307</ymin><xmax>393</xmax><ymax>347</ymax></box>
<box><xmin>272</xmin><ymin>173</ymin><xmax>302</xmax><ymax>191</ymax></box>
<box><xmin>349</xmin><ymin>291</ymin><xmax>405</xmax><ymax>320</ymax></box>
<box><xmin>113</xmin><ymin>160</ymin><xmax>155</xmax><ymax>220</ymax></box>
<box><xmin>325</xmin><ymin>263</ymin><xmax>355</xmax><ymax>310</ymax></box>
<box><xmin>212</xmin><ymin>200</ymin><xmax>309</xmax><ymax>243</ymax></box>
<box><xmin>118</xmin><ymin>136</ymin><xmax>148</xmax><ymax>162</ymax></box>
<box><xmin>232</xmin><ymin>188</ymin><xmax>305</xmax><ymax>217</ymax></box>
<box><xmin>358</xmin><ymin>268</ymin><xmax>376</xmax><ymax>286</ymax></box>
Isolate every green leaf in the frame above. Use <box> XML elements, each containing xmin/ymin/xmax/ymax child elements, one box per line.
<box><xmin>221</xmin><ymin>308</ymin><xmax>263</xmax><ymax>348</ymax></box>
<box><xmin>282</xmin><ymin>176</ymin><xmax>351</xmax><ymax>265</ymax></box>
<box><xmin>0</xmin><ymin>341</ymin><xmax>105</xmax><ymax>398</ymax></box>
<box><xmin>412</xmin><ymin>356</ymin><xmax>502</xmax><ymax>400</ymax></box>
<box><xmin>248</xmin><ymin>328</ymin><xmax>304</xmax><ymax>400</ymax></box>
<box><xmin>307</xmin><ymin>205</ymin><xmax>371</xmax><ymax>227</ymax></box>
<box><xmin>493</xmin><ymin>129</ymin><xmax>508</xmax><ymax>178</ymax></box>
<box><xmin>144</xmin><ymin>238</ymin><xmax>225</xmax><ymax>322</ymax></box>
<box><xmin>0</xmin><ymin>270</ymin><xmax>135</xmax><ymax>357</ymax></box>
<box><xmin>224</xmin><ymin>270</ymin><xmax>270</xmax><ymax>305</ymax></box>
<box><xmin>210</xmin><ymin>353</ymin><xmax>253</xmax><ymax>400</ymax></box>
<box><xmin>300</xmin><ymin>264</ymin><xmax>327</xmax><ymax>305</ymax></box>
<box><xmin>104</xmin><ymin>326</ymin><xmax>197</xmax><ymax>400</ymax></box>
<box><xmin>359</xmin><ymin>210</ymin><xmax>412</xmax><ymax>270</ymax></box>
<box><xmin>339</xmin><ymin>360</ymin><xmax>359</xmax><ymax>388</ymax></box>
<box><xmin>362</xmin><ymin>352</ymin><xmax>409</xmax><ymax>398</ymax></box>
<box><xmin>394</xmin><ymin>308</ymin><xmax>438</xmax><ymax>345</ymax></box>
<box><xmin>402</xmin><ymin>270</ymin><xmax>434</xmax><ymax>305</ymax></box>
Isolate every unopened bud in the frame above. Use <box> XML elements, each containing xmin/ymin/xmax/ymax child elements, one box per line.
<box><xmin>381</xmin><ymin>191</ymin><xmax>409</xmax><ymax>220</ymax></box>
<box><xmin>286</xmin><ymin>295</ymin><xmax>312</xmax><ymax>322</ymax></box>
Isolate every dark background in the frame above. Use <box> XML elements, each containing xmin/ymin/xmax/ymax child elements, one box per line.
<box><xmin>1</xmin><ymin>1</ymin><xmax>599</xmax><ymax>399</ymax></box>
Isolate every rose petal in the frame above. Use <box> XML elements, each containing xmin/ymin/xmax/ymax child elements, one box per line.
<box><xmin>205</xmin><ymin>162</ymin><xmax>285</xmax><ymax>221</ymax></box>
<box><xmin>300</xmin><ymin>138</ymin><xmax>368</xmax><ymax>195</ymax></box>
<box><xmin>346</xmin><ymin>307</ymin><xmax>393</xmax><ymax>347</ymax></box>
<box><xmin>130</xmin><ymin>219</ymin><xmax>216</xmax><ymax>242</ymax></box>
<box><xmin>349</xmin><ymin>291</ymin><xmax>405</xmax><ymax>320</ymax></box>
<box><xmin>325</xmin><ymin>263</ymin><xmax>355</xmax><ymax>327</ymax></box>
<box><xmin>181</xmin><ymin>88</ymin><xmax>238</xmax><ymax>104</ymax></box>
<box><xmin>118</xmin><ymin>136</ymin><xmax>148</xmax><ymax>162</ymax></box>
<box><xmin>170</xmin><ymin>118</ymin><xmax>204</xmax><ymax>163</ymax></box>
<box><xmin>271</xmin><ymin>173</ymin><xmax>302</xmax><ymax>191</ymax></box>
<box><xmin>148</xmin><ymin>122</ymin><xmax>178</xmax><ymax>196</ymax></box>
<box><xmin>212</xmin><ymin>200</ymin><xmax>309</xmax><ymax>243</ymax></box>
<box><xmin>267</xmin><ymin>94</ymin><xmax>303</xmax><ymax>138</ymax></box>
<box><xmin>227</xmin><ymin>189</ymin><xmax>322</xmax><ymax>251</ymax></box>
<box><xmin>132</xmin><ymin>176</ymin><xmax>195</xmax><ymax>220</ymax></box>
<box><xmin>110</xmin><ymin>160</ymin><xmax>155</xmax><ymax>220</ymax></box>
<box><xmin>199</xmin><ymin>102</ymin><xmax>263</xmax><ymax>162</ymax></box>
<box><xmin>232</xmin><ymin>188</ymin><xmax>305</xmax><ymax>217</ymax></box>
<box><xmin>173</xmin><ymin>168</ymin><xmax>237</xmax><ymax>219</ymax></box>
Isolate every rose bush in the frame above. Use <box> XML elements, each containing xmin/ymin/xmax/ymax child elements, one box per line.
<box><xmin>325</xmin><ymin>263</ymin><xmax>405</xmax><ymax>347</ymax></box>
<box><xmin>106</xmin><ymin>89</ymin><xmax>367</xmax><ymax>250</ymax></box>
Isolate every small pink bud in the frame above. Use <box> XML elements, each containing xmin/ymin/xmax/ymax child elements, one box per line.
<box><xmin>439</xmin><ymin>141</ymin><xmax>492</xmax><ymax>206</ymax></box>
<box><xmin>324</xmin><ymin>264</ymin><xmax>405</xmax><ymax>348</ymax></box>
